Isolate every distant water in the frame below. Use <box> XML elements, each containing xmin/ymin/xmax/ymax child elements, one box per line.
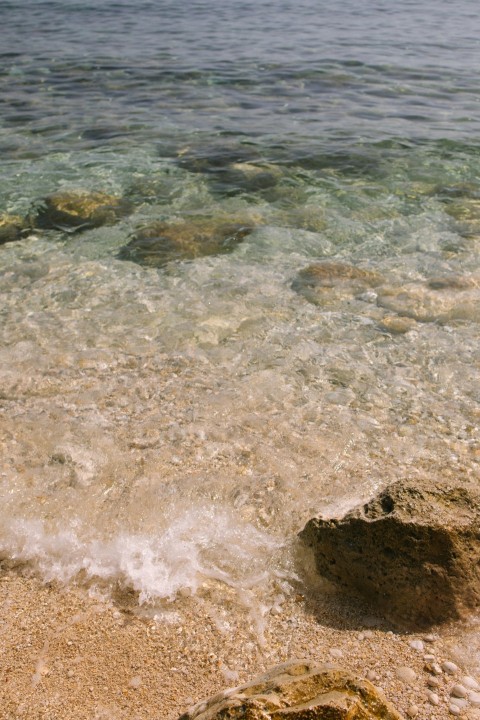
<box><xmin>1</xmin><ymin>0</ymin><xmax>479</xmax><ymax>641</ymax></box>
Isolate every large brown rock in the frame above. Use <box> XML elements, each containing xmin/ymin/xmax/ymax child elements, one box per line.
<box><xmin>178</xmin><ymin>660</ymin><xmax>403</xmax><ymax>720</ymax></box>
<box><xmin>33</xmin><ymin>189</ymin><xmax>132</xmax><ymax>231</ymax></box>
<box><xmin>118</xmin><ymin>219</ymin><xmax>254</xmax><ymax>267</ymax></box>
<box><xmin>300</xmin><ymin>479</ymin><xmax>480</xmax><ymax>627</ymax></box>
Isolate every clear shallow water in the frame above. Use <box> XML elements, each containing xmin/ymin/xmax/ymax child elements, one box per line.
<box><xmin>0</xmin><ymin>0</ymin><xmax>479</xmax><ymax>638</ymax></box>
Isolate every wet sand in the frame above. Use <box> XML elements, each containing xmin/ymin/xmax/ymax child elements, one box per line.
<box><xmin>1</xmin><ymin>569</ymin><xmax>478</xmax><ymax>720</ymax></box>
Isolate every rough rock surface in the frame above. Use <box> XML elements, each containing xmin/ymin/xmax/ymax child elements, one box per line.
<box><xmin>300</xmin><ymin>478</ymin><xmax>480</xmax><ymax>627</ymax></box>
<box><xmin>33</xmin><ymin>190</ymin><xmax>131</xmax><ymax>231</ymax></box>
<box><xmin>0</xmin><ymin>213</ymin><xmax>29</xmax><ymax>245</ymax></box>
<box><xmin>178</xmin><ymin>659</ymin><xmax>404</xmax><ymax>720</ymax></box>
<box><xmin>118</xmin><ymin>219</ymin><xmax>254</xmax><ymax>267</ymax></box>
<box><xmin>292</xmin><ymin>262</ymin><xmax>383</xmax><ymax>305</ymax></box>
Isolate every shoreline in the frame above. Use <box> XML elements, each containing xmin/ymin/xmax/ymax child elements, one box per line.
<box><xmin>1</xmin><ymin>569</ymin><xmax>478</xmax><ymax>720</ymax></box>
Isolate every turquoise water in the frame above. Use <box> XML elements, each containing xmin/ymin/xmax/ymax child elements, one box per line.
<box><xmin>0</xmin><ymin>0</ymin><xmax>479</xmax><ymax>631</ymax></box>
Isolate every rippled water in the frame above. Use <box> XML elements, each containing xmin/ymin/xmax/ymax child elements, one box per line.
<box><xmin>0</xmin><ymin>0</ymin><xmax>479</xmax><ymax>633</ymax></box>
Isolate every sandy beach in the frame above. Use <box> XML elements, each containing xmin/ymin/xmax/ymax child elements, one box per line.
<box><xmin>2</xmin><ymin>568</ymin><xmax>479</xmax><ymax>720</ymax></box>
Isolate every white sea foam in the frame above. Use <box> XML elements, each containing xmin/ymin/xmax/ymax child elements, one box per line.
<box><xmin>0</xmin><ymin>507</ymin><xmax>285</xmax><ymax>606</ymax></box>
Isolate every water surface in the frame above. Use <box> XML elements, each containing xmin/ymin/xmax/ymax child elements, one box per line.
<box><xmin>0</xmin><ymin>0</ymin><xmax>479</xmax><ymax>645</ymax></box>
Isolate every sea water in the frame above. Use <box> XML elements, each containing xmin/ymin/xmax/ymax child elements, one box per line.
<box><xmin>0</xmin><ymin>0</ymin><xmax>479</xmax><ymax>631</ymax></box>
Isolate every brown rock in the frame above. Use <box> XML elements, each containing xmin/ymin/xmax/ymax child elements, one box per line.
<box><xmin>118</xmin><ymin>219</ymin><xmax>254</xmax><ymax>267</ymax></box>
<box><xmin>178</xmin><ymin>660</ymin><xmax>404</xmax><ymax>720</ymax></box>
<box><xmin>0</xmin><ymin>213</ymin><xmax>29</xmax><ymax>245</ymax></box>
<box><xmin>293</xmin><ymin>262</ymin><xmax>383</xmax><ymax>306</ymax></box>
<box><xmin>299</xmin><ymin>478</ymin><xmax>480</xmax><ymax>627</ymax></box>
<box><xmin>33</xmin><ymin>190</ymin><xmax>132</xmax><ymax>231</ymax></box>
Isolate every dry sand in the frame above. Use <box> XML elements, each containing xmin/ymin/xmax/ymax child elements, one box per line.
<box><xmin>1</xmin><ymin>568</ymin><xmax>479</xmax><ymax>720</ymax></box>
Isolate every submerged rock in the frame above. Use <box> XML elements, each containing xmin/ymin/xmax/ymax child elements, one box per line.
<box><xmin>33</xmin><ymin>190</ymin><xmax>132</xmax><ymax>231</ymax></box>
<box><xmin>178</xmin><ymin>659</ymin><xmax>403</xmax><ymax>720</ymax></box>
<box><xmin>177</xmin><ymin>144</ymin><xmax>262</xmax><ymax>175</ymax></box>
<box><xmin>300</xmin><ymin>478</ymin><xmax>480</xmax><ymax>627</ymax></box>
<box><xmin>176</xmin><ymin>144</ymin><xmax>282</xmax><ymax>194</ymax></box>
<box><xmin>293</xmin><ymin>262</ymin><xmax>383</xmax><ymax>305</ymax></box>
<box><xmin>118</xmin><ymin>219</ymin><xmax>254</xmax><ymax>267</ymax></box>
<box><xmin>0</xmin><ymin>213</ymin><xmax>29</xmax><ymax>245</ymax></box>
<box><xmin>376</xmin><ymin>279</ymin><xmax>479</xmax><ymax>324</ymax></box>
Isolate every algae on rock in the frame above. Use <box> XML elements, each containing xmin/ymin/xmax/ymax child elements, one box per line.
<box><xmin>118</xmin><ymin>219</ymin><xmax>254</xmax><ymax>267</ymax></box>
<box><xmin>33</xmin><ymin>189</ymin><xmax>132</xmax><ymax>231</ymax></box>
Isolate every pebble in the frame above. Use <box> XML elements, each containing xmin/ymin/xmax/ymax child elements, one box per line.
<box><xmin>451</xmin><ymin>698</ymin><xmax>470</xmax><ymax>711</ymax></box>
<box><xmin>427</xmin><ymin>692</ymin><xmax>440</xmax><ymax>706</ymax></box>
<box><xmin>424</xmin><ymin>634</ymin><xmax>437</xmax><ymax>643</ymax></box>
<box><xmin>407</xmin><ymin>705</ymin><xmax>419</xmax><ymax>718</ymax></box>
<box><xmin>463</xmin><ymin>678</ymin><xmax>480</xmax><ymax>692</ymax></box>
<box><xmin>409</xmin><ymin>639</ymin><xmax>424</xmax><ymax>652</ymax></box>
<box><xmin>329</xmin><ymin>648</ymin><xmax>343</xmax><ymax>658</ymax></box>
<box><xmin>426</xmin><ymin>662</ymin><xmax>443</xmax><ymax>675</ymax></box>
<box><xmin>469</xmin><ymin>693</ymin><xmax>480</xmax><ymax>708</ymax></box>
<box><xmin>366</xmin><ymin>670</ymin><xmax>379</xmax><ymax>682</ymax></box>
<box><xmin>427</xmin><ymin>677</ymin><xmax>440</xmax><ymax>689</ymax></box>
<box><xmin>450</xmin><ymin>704</ymin><xmax>463</xmax><ymax>715</ymax></box>
<box><xmin>452</xmin><ymin>685</ymin><xmax>469</xmax><ymax>699</ymax></box>
<box><xmin>424</xmin><ymin>654</ymin><xmax>436</xmax><ymax>662</ymax></box>
<box><xmin>396</xmin><ymin>667</ymin><xmax>417</xmax><ymax>684</ymax></box>
<box><xmin>443</xmin><ymin>661</ymin><xmax>460</xmax><ymax>675</ymax></box>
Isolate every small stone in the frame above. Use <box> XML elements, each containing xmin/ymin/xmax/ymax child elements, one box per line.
<box><xmin>425</xmin><ymin>662</ymin><xmax>443</xmax><ymax>675</ymax></box>
<box><xmin>451</xmin><ymin>698</ymin><xmax>470</xmax><ymax>710</ymax></box>
<box><xmin>450</xmin><ymin>704</ymin><xmax>463</xmax><ymax>715</ymax></box>
<box><xmin>366</xmin><ymin>670</ymin><xmax>379</xmax><ymax>682</ymax></box>
<box><xmin>379</xmin><ymin>316</ymin><xmax>417</xmax><ymax>334</ymax></box>
<box><xmin>329</xmin><ymin>648</ymin><xmax>343</xmax><ymax>658</ymax></box>
<box><xmin>129</xmin><ymin>676</ymin><xmax>142</xmax><ymax>689</ymax></box>
<box><xmin>407</xmin><ymin>704</ymin><xmax>419</xmax><ymax>717</ymax></box>
<box><xmin>396</xmin><ymin>667</ymin><xmax>417</xmax><ymax>684</ymax></box>
<box><xmin>292</xmin><ymin>262</ymin><xmax>383</xmax><ymax>307</ymax></box>
<box><xmin>452</xmin><ymin>685</ymin><xmax>469</xmax><ymax>699</ymax></box>
<box><xmin>463</xmin><ymin>678</ymin><xmax>480</xmax><ymax>692</ymax></box>
<box><xmin>357</xmin><ymin>633</ymin><xmax>365</xmax><ymax>641</ymax></box>
<box><xmin>409</xmin><ymin>640</ymin><xmax>424</xmax><ymax>652</ymax></box>
<box><xmin>443</xmin><ymin>662</ymin><xmax>460</xmax><ymax>675</ymax></box>
<box><xmin>424</xmin><ymin>654</ymin><xmax>436</xmax><ymax>662</ymax></box>
<box><xmin>427</xmin><ymin>677</ymin><xmax>440</xmax><ymax>689</ymax></box>
<box><xmin>469</xmin><ymin>692</ymin><xmax>480</xmax><ymax>708</ymax></box>
<box><xmin>423</xmin><ymin>634</ymin><xmax>437</xmax><ymax>643</ymax></box>
<box><xmin>67</xmin><ymin>670</ymin><xmax>74</xmax><ymax>678</ymax></box>
<box><xmin>427</xmin><ymin>692</ymin><xmax>440</xmax><ymax>706</ymax></box>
